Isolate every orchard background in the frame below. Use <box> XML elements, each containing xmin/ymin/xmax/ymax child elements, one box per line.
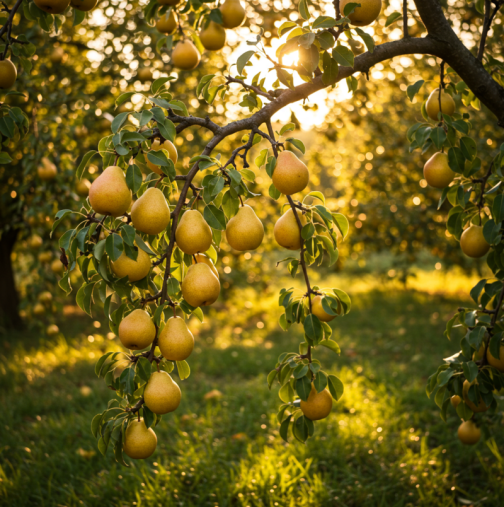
<box><xmin>1</xmin><ymin>0</ymin><xmax>504</xmax><ymax>505</ymax></box>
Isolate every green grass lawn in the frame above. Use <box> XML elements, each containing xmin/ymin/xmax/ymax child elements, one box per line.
<box><xmin>1</xmin><ymin>273</ymin><xmax>503</xmax><ymax>506</ymax></box>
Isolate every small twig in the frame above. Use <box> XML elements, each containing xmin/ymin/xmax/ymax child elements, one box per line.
<box><xmin>225</xmin><ymin>76</ymin><xmax>275</xmax><ymax>101</ymax></box>
<box><xmin>403</xmin><ymin>0</ymin><xmax>409</xmax><ymax>38</ymax></box>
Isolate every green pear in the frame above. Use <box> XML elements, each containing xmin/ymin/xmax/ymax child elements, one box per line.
<box><xmin>144</xmin><ymin>371</ymin><xmax>181</xmax><ymax>415</ymax></box>
<box><xmin>123</xmin><ymin>418</ymin><xmax>157</xmax><ymax>459</ymax></box>
<box><xmin>274</xmin><ymin>208</ymin><xmax>306</xmax><ymax>250</ymax></box>
<box><xmin>89</xmin><ymin>166</ymin><xmax>132</xmax><ymax>217</ymax></box>
<box><xmin>118</xmin><ymin>309</ymin><xmax>156</xmax><ymax>350</ymax></box>
<box><xmin>158</xmin><ymin>316</ymin><xmax>194</xmax><ymax>361</ymax></box>
<box><xmin>219</xmin><ymin>0</ymin><xmax>246</xmax><ymax>28</ymax></box>
<box><xmin>225</xmin><ymin>204</ymin><xmax>264</xmax><ymax>251</ymax></box>
<box><xmin>175</xmin><ymin>210</ymin><xmax>213</xmax><ymax>255</ymax></box>
<box><xmin>181</xmin><ymin>263</ymin><xmax>220</xmax><ymax>307</ymax></box>
<box><xmin>111</xmin><ymin>246</ymin><xmax>151</xmax><ymax>281</ymax></box>
<box><xmin>272</xmin><ymin>151</ymin><xmax>309</xmax><ymax>195</ymax></box>
<box><xmin>131</xmin><ymin>188</ymin><xmax>171</xmax><ymax>235</ymax></box>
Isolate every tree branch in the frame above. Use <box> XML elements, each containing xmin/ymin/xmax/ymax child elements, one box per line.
<box><xmin>403</xmin><ymin>0</ymin><xmax>409</xmax><ymax>38</ymax></box>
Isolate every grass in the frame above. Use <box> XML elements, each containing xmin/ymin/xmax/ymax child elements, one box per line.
<box><xmin>0</xmin><ymin>270</ymin><xmax>503</xmax><ymax>506</ymax></box>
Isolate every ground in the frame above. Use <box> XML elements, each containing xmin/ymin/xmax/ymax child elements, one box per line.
<box><xmin>0</xmin><ymin>270</ymin><xmax>502</xmax><ymax>506</ymax></box>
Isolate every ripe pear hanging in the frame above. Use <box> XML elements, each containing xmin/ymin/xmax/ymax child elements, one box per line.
<box><xmin>111</xmin><ymin>246</ymin><xmax>151</xmax><ymax>282</ymax></box>
<box><xmin>272</xmin><ymin>151</ymin><xmax>309</xmax><ymax>196</ymax></box>
<box><xmin>182</xmin><ymin>262</ymin><xmax>220</xmax><ymax>307</ymax></box>
<box><xmin>426</xmin><ymin>89</ymin><xmax>456</xmax><ymax>121</ymax></box>
<box><xmin>219</xmin><ymin>0</ymin><xmax>246</xmax><ymax>28</ymax></box>
<box><xmin>225</xmin><ymin>205</ymin><xmax>264</xmax><ymax>251</ymax></box>
<box><xmin>131</xmin><ymin>187</ymin><xmax>171</xmax><ymax>235</ymax></box>
<box><xmin>423</xmin><ymin>152</ymin><xmax>455</xmax><ymax>189</ymax></box>
<box><xmin>175</xmin><ymin>210</ymin><xmax>213</xmax><ymax>255</ymax></box>
<box><xmin>89</xmin><ymin>166</ymin><xmax>132</xmax><ymax>217</ymax></box>
<box><xmin>146</xmin><ymin>139</ymin><xmax>178</xmax><ymax>174</ymax></box>
<box><xmin>144</xmin><ymin>371</ymin><xmax>181</xmax><ymax>415</ymax></box>
<box><xmin>274</xmin><ymin>208</ymin><xmax>306</xmax><ymax>250</ymax></box>
<box><xmin>123</xmin><ymin>419</ymin><xmax>157</xmax><ymax>459</ymax></box>
<box><xmin>118</xmin><ymin>309</ymin><xmax>156</xmax><ymax>350</ymax></box>
<box><xmin>199</xmin><ymin>21</ymin><xmax>227</xmax><ymax>51</ymax></box>
<box><xmin>158</xmin><ymin>317</ymin><xmax>195</xmax><ymax>361</ymax></box>
<box><xmin>171</xmin><ymin>40</ymin><xmax>201</xmax><ymax>71</ymax></box>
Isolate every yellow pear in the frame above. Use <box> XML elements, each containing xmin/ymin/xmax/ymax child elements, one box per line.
<box><xmin>463</xmin><ymin>379</ymin><xmax>490</xmax><ymax>413</ymax></box>
<box><xmin>274</xmin><ymin>208</ymin><xmax>306</xmax><ymax>250</ymax></box>
<box><xmin>137</xmin><ymin>67</ymin><xmax>153</xmax><ymax>83</ymax></box>
<box><xmin>300</xmin><ymin>384</ymin><xmax>333</xmax><ymax>421</ymax></box>
<box><xmin>76</xmin><ymin>178</ymin><xmax>91</xmax><ymax>197</ymax></box>
<box><xmin>225</xmin><ymin>205</ymin><xmax>264</xmax><ymax>251</ymax></box>
<box><xmin>487</xmin><ymin>343</ymin><xmax>504</xmax><ymax>372</ymax></box>
<box><xmin>111</xmin><ymin>246</ymin><xmax>151</xmax><ymax>282</ymax></box>
<box><xmin>423</xmin><ymin>152</ymin><xmax>455</xmax><ymax>189</ymax></box>
<box><xmin>33</xmin><ymin>303</ymin><xmax>45</xmax><ymax>316</ymax></box>
<box><xmin>156</xmin><ymin>10</ymin><xmax>177</xmax><ymax>34</ymax></box>
<box><xmin>29</xmin><ymin>235</ymin><xmax>43</xmax><ymax>249</ymax></box>
<box><xmin>131</xmin><ymin>188</ymin><xmax>171</xmax><ymax>236</ymax></box>
<box><xmin>46</xmin><ymin>324</ymin><xmax>59</xmax><ymax>336</ymax></box>
<box><xmin>144</xmin><ymin>371</ymin><xmax>181</xmax><ymax>414</ymax></box>
<box><xmin>272</xmin><ymin>151</ymin><xmax>309</xmax><ymax>195</ymax></box>
<box><xmin>171</xmin><ymin>40</ymin><xmax>201</xmax><ymax>71</ymax></box>
<box><xmin>460</xmin><ymin>225</ymin><xmax>490</xmax><ymax>258</ymax></box>
<box><xmin>38</xmin><ymin>291</ymin><xmax>52</xmax><ymax>304</ymax></box>
<box><xmin>457</xmin><ymin>420</ymin><xmax>481</xmax><ymax>445</ymax></box>
<box><xmin>0</xmin><ymin>60</ymin><xmax>17</xmax><ymax>89</ymax></box>
<box><xmin>146</xmin><ymin>139</ymin><xmax>178</xmax><ymax>174</ymax></box>
<box><xmin>70</xmin><ymin>0</ymin><xmax>97</xmax><ymax>10</ymax></box>
<box><xmin>123</xmin><ymin>419</ymin><xmax>157</xmax><ymax>459</ymax></box>
<box><xmin>118</xmin><ymin>309</ymin><xmax>156</xmax><ymax>350</ymax></box>
<box><xmin>426</xmin><ymin>89</ymin><xmax>456</xmax><ymax>121</ymax></box>
<box><xmin>450</xmin><ymin>395</ymin><xmax>461</xmax><ymax>408</ymax></box>
<box><xmin>34</xmin><ymin>0</ymin><xmax>70</xmax><ymax>14</ymax></box>
<box><xmin>311</xmin><ymin>295</ymin><xmax>340</xmax><ymax>322</ymax></box>
<box><xmin>51</xmin><ymin>259</ymin><xmax>64</xmax><ymax>274</ymax></box>
<box><xmin>340</xmin><ymin>0</ymin><xmax>382</xmax><ymax>26</ymax></box>
<box><xmin>38</xmin><ymin>251</ymin><xmax>53</xmax><ymax>264</ymax></box>
<box><xmin>199</xmin><ymin>21</ymin><xmax>227</xmax><ymax>51</ymax></box>
<box><xmin>219</xmin><ymin>0</ymin><xmax>246</xmax><ymax>28</ymax></box>
<box><xmin>175</xmin><ymin>210</ymin><xmax>213</xmax><ymax>255</ymax></box>
<box><xmin>192</xmin><ymin>253</ymin><xmax>219</xmax><ymax>278</ymax></box>
<box><xmin>89</xmin><ymin>166</ymin><xmax>132</xmax><ymax>217</ymax></box>
<box><xmin>181</xmin><ymin>263</ymin><xmax>220</xmax><ymax>307</ymax></box>
<box><xmin>158</xmin><ymin>316</ymin><xmax>195</xmax><ymax>361</ymax></box>
<box><xmin>37</xmin><ymin>157</ymin><xmax>57</xmax><ymax>181</ymax></box>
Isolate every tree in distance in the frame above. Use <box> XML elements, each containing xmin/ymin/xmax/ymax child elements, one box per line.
<box><xmin>487</xmin><ymin>344</ymin><xmax>504</xmax><ymax>372</ymax></box>
<box><xmin>175</xmin><ymin>209</ymin><xmax>213</xmax><ymax>255</ymax></box>
<box><xmin>131</xmin><ymin>188</ymin><xmax>171</xmax><ymax>235</ymax></box>
<box><xmin>457</xmin><ymin>420</ymin><xmax>481</xmax><ymax>445</ymax></box>
<box><xmin>70</xmin><ymin>0</ymin><xmax>97</xmax><ymax>11</ymax></box>
<box><xmin>171</xmin><ymin>40</ymin><xmax>201</xmax><ymax>71</ymax></box>
<box><xmin>118</xmin><ymin>309</ymin><xmax>156</xmax><ymax>350</ymax></box>
<box><xmin>37</xmin><ymin>157</ymin><xmax>57</xmax><ymax>181</ymax></box>
<box><xmin>426</xmin><ymin>89</ymin><xmax>456</xmax><ymax>121</ymax></box>
<box><xmin>451</xmin><ymin>395</ymin><xmax>461</xmax><ymax>408</ymax></box>
<box><xmin>460</xmin><ymin>225</ymin><xmax>490</xmax><ymax>258</ymax></box>
<box><xmin>29</xmin><ymin>234</ymin><xmax>43</xmax><ymax>249</ymax></box>
<box><xmin>144</xmin><ymin>371</ymin><xmax>182</xmax><ymax>414</ymax></box>
<box><xmin>33</xmin><ymin>0</ymin><xmax>70</xmax><ymax>14</ymax></box>
<box><xmin>272</xmin><ymin>150</ymin><xmax>309</xmax><ymax>196</ymax></box>
<box><xmin>200</xmin><ymin>21</ymin><xmax>227</xmax><ymax>51</ymax></box>
<box><xmin>274</xmin><ymin>208</ymin><xmax>306</xmax><ymax>250</ymax></box>
<box><xmin>158</xmin><ymin>316</ymin><xmax>194</xmax><ymax>361</ymax></box>
<box><xmin>463</xmin><ymin>379</ymin><xmax>490</xmax><ymax>413</ymax></box>
<box><xmin>137</xmin><ymin>67</ymin><xmax>153</xmax><ymax>83</ymax></box>
<box><xmin>225</xmin><ymin>204</ymin><xmax>264</xmax><ymax>251</ymax></box>
<box><xmin>311</xmin><ymin>295</ymin><xmax>339</xmax><ymax>322</ymax></box>
<box><xmin>192</xmin><ymin>253</ymin><xmax>218</xmax><ymax>278</ymax></box>
<box><xmin>75</xmin><ymin>178</ymin><xmax>91</xmax><ymax>197</ymax></box>
<box><xmin>146</xmin><ymin>139</ymin><xmax>178</xmax><ymax>173</ymax></box>
<box><xmin>423</xmin><ymin>152</ymin><xmax>455</xmax><ymax>189</ymax></box>
<box><xmin>89</xmin><ymin>166</ymin><xmax>132</xmax><ymax>217</ymax></box>
<box><xmin>300</xmin><ymin>384</ymin><xmax>333</xmax><ymax>421</ymax></box>
<box><xmin>181</xmin><ymin>262</ymin><xmax>220</xmax><ymax>307</ymax></box>
<box><xmin>340</xmin><ymin>0</ymin><xmax>382</xmax><ymax>27</ymax></box>
<box><xmin>111</xmin><ymin>246</ymin><xmax>151</xmax><ymax>282</ymax></box>
<box><xmin>156</xmin><ymin>10</ymin><xmax>177</xmax><ymax>35</ymax></box>
<box><xmin>123</xmin><ymin>418</ymin><xmax>157</xmax><ymax>459</ymax></box>
<box><xmin>0</xmin><ymin>59</ymin><xmax>17</xmax><ymax>89</ymax></box>
<box><xmin>219</xmin><ymin>0</ymin><xmax>246</xmax><ymax>28</ymax></box>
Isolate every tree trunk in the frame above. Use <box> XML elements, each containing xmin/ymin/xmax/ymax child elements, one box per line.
<box><xmin>0</xmin><ymin>228</ymin><xmax>22</xmax><ymax>331</ymax></box>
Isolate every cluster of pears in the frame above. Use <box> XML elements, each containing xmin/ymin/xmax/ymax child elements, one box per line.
<box><xmin>33</xmin><ymin>0</ymin><xmax>97</xmax><ymax>14</ymax></box>
<box><xmin>155</xmin><ymin>0</ymin><xmax>246</xmax><ymax>71</ymax></box>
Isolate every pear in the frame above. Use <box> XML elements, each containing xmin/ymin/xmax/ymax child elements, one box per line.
<box><xmin>311</xmin><ymin>295</ymin><xmax>339</xmax><ymax>322</ymax></box>
<box><xmin>272</xmin><ymin>151</ymin><xmax>309</xmax><ymax>195</ymax></box>
<box><xmin>146</xmin><ymin>139</ymin><xmax>178</xmax><ymax>174</ymax></box>
<box><xmin>426</xmin><ymin>89</ymin><xmax>456</xmax><ymax>121</ymax></box>
<box><xmin>158</xmin><ymin>316</ymin><xmax>195</xmax><ymax>361</ymax></box>
<box><xmin>192</xmin><ymin>253</ymin><xmax>218</xmax><ymax>278</ymax></box>
<box><xmin>144</xmin><ymin>371</ymin><xmax>181</xmax><ymax>414</ymax></box>
<box><xmin>131</xmin><ymin>188</ymin><xmax>171</xmax><ymax>236</ymax></box>
<box><xmin>123</xmin><ymin>418</ymin><xmax>157</xmax><ymax>459</ymax></box>
<box><xmin>89</xmin><ymin>166</ymin><xmax>132</xmax><ymax>217</ymax></box>
<box><xmin>219</xmin><ymin>0</ymin><xmax>246</xmax><ymax>28</ymax></box>
<box><xmin>33</xmin><ymin>303</ymin><xmax>45</xmax><ymax>316</ymax></box>
<box><xmin>0</xmin><ymin>60</ymin><xmax>17</xmax><ymax>89</ymax></box>
<box><xmin>300</xmin><ymin>384</ymin><xmax>333</xmax><ymax>421</ymax></box>
<box><xmin>199</xmin><ymin>21</ymin><xmax>227</xmax><ymax>51</ymax></box>
<box><xmin>137</xmin><ymin>67</ymin><xmax>153</xmax><ymax>82</ymax></box>
<box><xmin>38</xmin><ymin>291</ymin><xmax>53</xmax><ymax>304</ymax></box>
<box><xmin>156</xmin><ymin>10</ymin><xmax>177</xmax><ymax>35</ymax></box>
<box><xmin>460</xmin><ymin>225</ymin><xmax>490</xmax><ymax>258</ymax></box>
<box><xmin>172</xmin><ymin>40</ymin><xmax>201</xmax><ymax>71</ymax></box>
<box><xmin>462</xmin><ymin>379</ymin><xmax>490</xmax><ymax>413</ymax></box>
<box><xmin>175</xmin><ymin>210</ymin><xmax>213</xmax><ymax>255</ymax></box>
<box><xmin>457</xmin><ymin>420</ymin><xmax>481</xmax><ymax>445</ymax></box>
<box><xmin>50</xmin><ymin>47</ymin><xmax>66</xmax><ymax>64</ymax></box>
<box><xmin>38</xmin><ymin>251</ymin><xmax>53</xmax><ymax>263</ymax></box>
<box><xmin>29</xmin><ymin>235</ymin><xmax>43</xmax><ymax>249</ymax></box>
<box><xmin>487</xmin><ymin>343</ymin><xmax>504</xmax><ymax>372</ymax></box>
<box><xmin>76</xmin><ymin>178</ymin><xmax>91</xmax><ymax>197</ymax></box>
<box><xmin>51</xmin><ymin>259</ymin><xmax>64</xmax><ymax>274</ymax></box>
<box><xmin>274</xmin><ymin>208</ymin><xmax>306</xmax><ymax>250</ymax></box>
<box><xmin>423</xmin><ymin>152</ymin><xmax>455</xmax><ymax>189</ymax></box>
<box><xmin>118</xmin><ymin>309</ymin><xmax>156</xmax><ymax>350</ymax></box>
<box><xmin>46</xmin><ymin>324</ymin><xmax>59</xmax><ymax>336</ymax></box>
<box><xmin>111</xmin><ymin>246</ymin><xmax>151</xmax><ymax>282</ymax></box>
<box><xmin>33</xmin><ymin>0</ymin><xmax>70</xmax><ymax>14</ymax></box>
<box><xmin>340</xmin><ymin>0</ymin><xmax>382</xmax><ymax>27</ymax></box>
<box><xmin>70</xmin><ymin>0</ymin><xmax>97</xmax><ymax>11</ymax></box>
<box><xmin>182</xmin><ymin>263</ymin><xmax>220</xmax><ymax>307</ymax></box>
<box><xmin>225</xmin><ymin>204</ymin><xmax>264</xmax><ymax>251</ymax></box>
<box><xmin>37</xmin><ymin>157</ymin><xmax>57</xmax><ymax>181</ymax></box>
<box><xmin>450</xmin><ymin>395</ymin><xmax>461</xmax><ymax>408</ymax></box>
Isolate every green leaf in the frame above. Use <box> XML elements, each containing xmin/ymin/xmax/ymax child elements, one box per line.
<box><xmin>203</xmin><ymin>205</ymin><xmax>226</xmax><ymax>231</ymax></box>
<box><xmin>327</xmin><ymin>375</ymin><xmax>344</xmax><ymax>401</ymax></box>
<box><xmin>298</xmin><ymin>0</ymin><xmax>310</xmax><ymax>20</ymax></box>
<box><xmin>448</xmin><ymin>147</ymin><xmax>465</xmax><ymax>173</ymax></box>
<box><xmin>332</xmin><ymin>45</ymin><xmax>354</xmax><ymax>68</ymax></box>
<box><xmin>385</xmin><ymin>11</ymin><xmax>402</xmax><ymax>27</ymax></box>
<box><xmin>304</xmin><ymin>314</ymin><xmax>323</xmax><ymax>342</ymax></box>
<box><xmin>296</xmin><ymin>376</ymin><xmax>312</xmax><ymax>401</ymax></box>
<box><xmin>136</xmin><ymin>356</ymin><xmax>152</xmax><ymax>382</ymax></box>
<box><xmin>106</xmin><ymin>234</ymin><xmax>124</xmax><ymax>262</ymax></box>
<box><xmin>95</xmin><ymin>352</ymin><xmax>114</xmax><ymax>377</ymax></box>
<box><xmin>286</xmin><ymin>138</ymin><xmax>306</xmax><ymax>154</ymax></box>
<box><xmin>111</xmin><ymin>112</ymin><xmax>129</xmax><ymax>134</ymax></box>
<box><xmin>279</xmin><ymin>414</ymin><xmax>292</xmax><ymax>442</ymax></box>
<box><xmin>313</xmin><ymin>371</ymin><xmax>328</xmax><ymax>392</ymax></box>
<box><xmin>319</xmin><ymin>339</ymin><xmax>341</xmax><ymax>354</ymax></box>
<box><xmin>255</xmin><ymin>148</ymin><xmax>269</xmax><ymax>168</ymax></box>
<box><xmin>312</xmin><ymin>16</ymin><xmax>336</xmax><ymax>29</ymax></box>
<box><xmin>76</xmin><ymin>150</ymin><xmax>98</xmax><ymax>180</ymax></box>
<box><xmin>332</xmin><ymin>213</ymin><xmax>349</xmax><ymax>239</ymax></box>
<box><xmin>176</xmin><ymin>360</ymin><xmax>191</xmax><ymax>380</ymax></box>
<box><xmin>237</xmin><ymin>51</ymin><xmax>255</xmax><ymax>75</ymax></box>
